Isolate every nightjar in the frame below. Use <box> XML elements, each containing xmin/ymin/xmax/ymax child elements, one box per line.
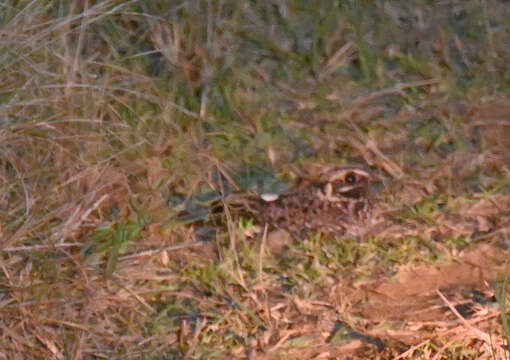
<box><xmin>255</xmin><ymin>166</ymin><xmax>373</xmax><ymax>237</ymax></box>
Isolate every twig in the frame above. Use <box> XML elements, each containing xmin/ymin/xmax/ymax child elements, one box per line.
<box><xmin>184</xmin><ymin>317</ymin><xmax>207</xmax><ymax>359</ymax></box>
<box><xmin>338</xmin><ymin>78</ymin><xmax>440</xmax><ymax>122</ymax></box>
<box><xmin>258</xmin><ymin>223</ymin><xmax>273</xmax><ymax>328</ymax></box>
<box><xmin>41</xmin><ymin>83</ymin><xmax>199</xmax><ymax>119</ymax></box>
<box><xmin>348</xmin><ymin>118</ymin><xmax>405</xmax><ymax>179</ymax></box>
<box><xmin>472</xmin><ymin>121</ymin><xmax>510</xmax><ymax>127</ymax></box>
<box><xmin>3</xmin><ymin>240</ymin><xmax>206</xmax><ymax>265</ymax></box>
<box><xmin>52</xmin><ymin>194</ymin><xmax>109</xmax><ymax>242</ymax></box>
<box><xmin>2</xmin><ymin>242</ymin><xmax>83</xmax><ymax>252</ymax></box>
<box><xmin>393</xmin><ymin>340</ymin><xmax>430</xmax><ymax>360</ymax></box>
<box><xmin>117</xmin><ymin>241</ymin><xmax>205</xmax><ymax>261</ymax></box>
<box><xmin>319</xmin><ymin>41</ymin><xmax>355</xmax><ymax>80</ymax></box>
<box><xmin>436</xmin><ymin>289</ymin><xmax>491</xmax><ymax>343</ymax></box>
<box><xmin>115</xmin><ymin>281</ymin><xmax>155</xmax><ymax>314</ymax></box>
<box><xmin>269</xmin><ymin>329</ymin><xmax>303</xmax><ymax>352</ymax></box>
<box><xmin>334</xmin><ymin>79</ymin><xmax>438</xmax><ymax>179</ymax></box>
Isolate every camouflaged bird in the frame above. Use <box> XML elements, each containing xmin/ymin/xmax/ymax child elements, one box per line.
<box><xmin>255</xmin><ymin>166</ymin><xmax>373</xmax><ymax>237</ymax></box>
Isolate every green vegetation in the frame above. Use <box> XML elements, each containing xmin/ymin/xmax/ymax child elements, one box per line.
<box><xmin>1</xmin><ymin>0</ymin><xmax>510</xmax><ymax>358</ymax></box>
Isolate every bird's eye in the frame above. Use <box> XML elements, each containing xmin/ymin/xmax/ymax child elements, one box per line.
<box><xmin>345</xmin><ymin>172</ymin><xmax>356</xmax><ymax>184</ymax></box>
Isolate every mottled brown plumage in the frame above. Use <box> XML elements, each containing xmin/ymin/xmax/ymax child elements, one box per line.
<box><xmin>256</xmin><ymin>166</ymin><xmax>372</xmax><ymax>237</ymax></box>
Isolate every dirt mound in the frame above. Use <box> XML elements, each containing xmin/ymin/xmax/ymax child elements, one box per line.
<box><xmin>336</xmin><ymin>242</ymin><xmax>510</xmax><ymax>352</ymax></box>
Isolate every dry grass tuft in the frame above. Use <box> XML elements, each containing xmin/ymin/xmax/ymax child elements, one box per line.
<box><xmin>1</xmin><ymin>1</ymin><xmax>510</xmax><ymax>359</ymax></box>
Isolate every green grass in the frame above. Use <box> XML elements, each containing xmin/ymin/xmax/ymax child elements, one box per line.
<box><xmin>1</xmin><ymin>0</ymin><xmax>510</xmax><ymax>358</ymax></box>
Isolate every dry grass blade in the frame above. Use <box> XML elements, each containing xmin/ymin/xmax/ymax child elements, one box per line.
<box><xmin>222</xmin><ymin>199</ymin><xmax>247</xmax><ymax>291</ymax></box>
<box><xmin>436</xmin><ymin>289</ymin><xmax>491</xmax><ymax>343</ymax></box>
<box><xmin>2</xmin><ymin>1</ymin><xmax>510</xmax><ymax>358</ymax></box>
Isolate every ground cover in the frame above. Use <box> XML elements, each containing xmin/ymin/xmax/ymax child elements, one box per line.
<box><xmin>1</xmin><ymin>1</ymin><xmax>510</xmax><ymax>358</ymax></box>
